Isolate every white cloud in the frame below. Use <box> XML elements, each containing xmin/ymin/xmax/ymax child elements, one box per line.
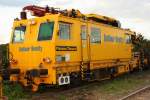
<box><xmin>0</xmin><ymin>0</ymin><xmax>150</xmax><ymax>44</ymax></box>
<box><xmin>0</xmin><ymin>0</ymin><xmax>39</xmax><ymax>7</ymax></box>
<box><xmin>0</xmin><ymin>6</ymin><xmax>20</xmax><ymax>44</ymax></box>
<box><xmin>38</xmin><ymin>0</ymin><xmax>150</xmax><ymax>38</ymax></box>
<box><xmin>119</xmin><ymin>17</ymin><xmax>150</xmax><ymax>35</ymax></box>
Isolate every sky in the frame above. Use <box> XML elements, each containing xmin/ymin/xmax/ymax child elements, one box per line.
<box><xmin>0</xmin><ymin>0</ymin><xmax>150</xmax><ymax>44</ymax></box>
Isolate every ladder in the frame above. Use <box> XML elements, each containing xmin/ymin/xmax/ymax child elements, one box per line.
<box><xmin>80</xmin><ymin>62</ymin><xmax>91</xmax><ymax>80</ymax></box>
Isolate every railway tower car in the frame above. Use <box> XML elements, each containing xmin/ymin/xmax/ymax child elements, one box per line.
<box><xmin>9</xmin><ymin>5</ymin><xmax>138</xmax><ymax>91</ymax></box>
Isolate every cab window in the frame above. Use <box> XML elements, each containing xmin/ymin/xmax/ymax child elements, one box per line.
<box><xmin>90</xmin><ymin>27</ymin><xmax>101</xmax><ymax>43</ymax></box>
<box><xmin>81</xmin><ymin>25</ymin><xmax>87</xmax><ymax>40</ymax></box>
<box><xmin>12</xmin><ymin>26</ymin><xmax>26</xmax><ymax>43</ymax></box>
<box><xmin>38</xmin><ymin>22</ymin><xmax>54</xmax><ymax>41</ymax></box>
<box><xmin>125</xmin><ymin>34</ymin><xmax>131</xmax><ymax>44</ymax></box>
<box><xmin>59</xmin><ymin>23</ymin><xmax>71</xmax><ymax>40</ymax></box>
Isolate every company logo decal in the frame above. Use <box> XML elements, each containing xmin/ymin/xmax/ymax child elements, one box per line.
<box><xmin>19</xmin><ymin>46</ymin><xmax>42</xmax><ymax>52</ymax></box>
<box><xmin>56</xmin><ymin>46</ymin><xmax>77</xmax><ymax>51</ymax></box>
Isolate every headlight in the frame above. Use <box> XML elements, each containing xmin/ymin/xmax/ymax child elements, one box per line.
<box><xmin>10</xmin><ymin>59</ymin><xmax>18</xmax><ymax>64</ymax></box>
<box><xmin>43</xmin><ymin>57</ymin><xmax>51</xmax><ymax>63</ymax></box>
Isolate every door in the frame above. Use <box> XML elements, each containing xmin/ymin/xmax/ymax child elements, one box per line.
<box><xmin>80</xmin><ymin>25</ymin><xmax>91</xmax><ymax>80</ymax></box>
<box><xmin>81</xmin><ymin>25</ymin><xmax>89</xmax><ymax>62</ymax></box>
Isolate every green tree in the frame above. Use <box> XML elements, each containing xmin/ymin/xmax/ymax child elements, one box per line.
<box><xmin>0</xmin><ymin>44</ymin><xmax>9</xmax><ymax>68</ymax></box>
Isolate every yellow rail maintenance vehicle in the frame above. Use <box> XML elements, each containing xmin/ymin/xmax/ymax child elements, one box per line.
<box><xmin>9</xmin><ymin>5</ymin><xmax>138</xmax><ymax>91</ymax></box>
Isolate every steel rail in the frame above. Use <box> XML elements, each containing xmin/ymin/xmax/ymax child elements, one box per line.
<box><xmin>120</xmin><ymin>85</ymin><xmax>150</xmax><ymax>100</ymax></box>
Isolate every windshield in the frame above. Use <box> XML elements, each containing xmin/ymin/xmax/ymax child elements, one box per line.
<box><xmin>12</xmin><ymin>26</ymin><xmax>26</xmax><ymax>43</ymax></box>
<box><xmin>38</xmin><ymin>22</ymin><xmax>54</xmax><ymax>41</ymax></box>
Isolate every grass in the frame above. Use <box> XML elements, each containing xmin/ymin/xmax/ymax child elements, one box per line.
<box><xmin>76</xmin><ymin>70</ymin><xmax>150</xmax><ymax>99</ymax></box>
<box><xmin>3</xmin><ymin>81</ymin><xmax>30</xmax><ymax>100</ymax></box>
<box><xmin>100</xmin><ymin>77</ymin><xmax>141</xmax><ymax>94</ymax></box>
<box><xmin>58</xmin><ymin>95</ymin><xmax>67</xmax><ymax>100</ymax></box>
<box><xmin>99</xmin><ymin>71</ymin><xmax>150</xmax><ymax>94</ymax></box>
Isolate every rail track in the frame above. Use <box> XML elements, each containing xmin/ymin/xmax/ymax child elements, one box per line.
<box><xmin>120</xmin><ymin>85</ymin><xmax>150</xmax><ymax>100</ymax></box>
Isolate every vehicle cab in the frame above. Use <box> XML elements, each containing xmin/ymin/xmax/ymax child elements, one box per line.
<box><xmin>9</xmin><ymin>8</ymin><xmax>61</xmax><ymax>90</ymax></box>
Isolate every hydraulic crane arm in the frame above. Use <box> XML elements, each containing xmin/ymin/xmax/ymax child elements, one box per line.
<box><xmin>23</xmin><ymin>5</ymin><xmax>51</xmax><ymax>17</ymax></box>
<box><xmin>22</xmin><ymin>5</ymin><xmax>84</xmax><ymax>18</ymax></box>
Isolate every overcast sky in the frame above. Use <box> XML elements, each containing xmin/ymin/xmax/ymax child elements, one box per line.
<box><xmin>0</xmin><ymin>0</ymin><xmax>150</xmax><ymax>44</ymax></box>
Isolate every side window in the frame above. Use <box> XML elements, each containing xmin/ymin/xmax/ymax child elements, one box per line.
<box><xmin>116</xmin><ymin>37</ymin><xmax>123</xmax><ymax>43</ymax></box>
<box><xmin>81</xmin><ymin>25</ymin><xmax>87</xmax><ymax>40</ymax></box>
<box><xmin>90</xmin><ymin>27</ymin><xmax>101</xmax><ymax>43</ymax></box>
<box><xmin>38</xmin><ymin>22</ymin><xmax>54</xmax><ymax>41</ymax></box>
<box><xmin>13</xmin><ymin>26</ymin><xmax>26</xmax><ymax>43</ymax></box>
<box><xmin>59</xmin><ymin>23</ymin><xmax>71</xmax><ymax>40</ymax></box>
<box><xmin>125</xmin><ymin>34</ymin><xmax>131</xmax><ymax>44</ymax></box>
<box><xmin>104</xmin><ymin>34</ymin><xmax>114</xmax><ymax>42</ymax></box>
